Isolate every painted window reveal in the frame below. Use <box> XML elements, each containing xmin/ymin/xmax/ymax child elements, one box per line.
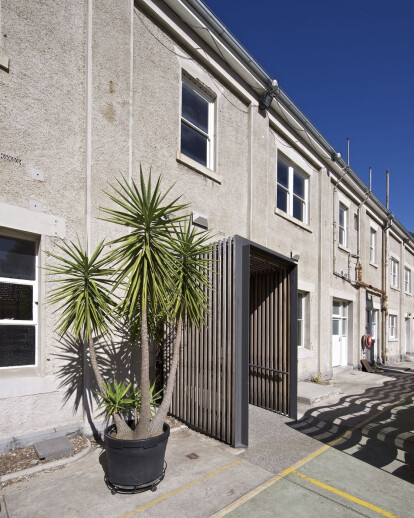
<box><xmin>389</xmin><ymin>314</ymin><xmax>397</xmax><ymax>339</ymax></box>
<box><xmin>404</xmin><ymin>267</ymin><xmax>411</xmax><ymax>294</ymax></box>
<box><xmin>0</xmin><ymin>235</ymin><xmax>38</xmax><ymax>368</ymax></box>
<box><xmin>390</xmin><ymin>258</ymin><xmax>399</xmax><ymax>288</ymax></box>
<box><xmin>277</xmin><ymin>158</ymin><xmax>308</xmax><ymax>223</ymax></box>
<box><xmin>370</xmin><ymin>228</ymin><xmax>376</xmax><ymax>263</ymax></box>
<box><xmin>338</xmin><ymin>203</ymin><xmax>348</xmax><ymax>247</ymax></box>
<box><xmin>180</xmin><ymin>79</ymin><xmax>214</xmax><ymax>169</ymax></box>
<box><xmin>297</xmin><ymin>292</ymin><xmax>309</xmax><ymax>348</ymax></box>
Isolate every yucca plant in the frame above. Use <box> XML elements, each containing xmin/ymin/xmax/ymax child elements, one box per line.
<box><xmin>47</xmin><ymin>168</ymin><xmax>213</xmax><ymax>442</ymax></box>
<box><xmin>149</xmin><ymin>220</ymin><xmax>213</xmax><ymax>436</ymax></box>
<box><xmin>45</xmin><ymin>239</ymin><xmax>131</xmax><ymax>438</ymax></box>
<box><xmin>102</xmin><ymin>169</ymin><xmax>213</xmax><ymax>439</ymax></box>
<box><xmin>102</xmin><ymin>169</ymin><xmax>188</xmax><ymax>438</ymax></box>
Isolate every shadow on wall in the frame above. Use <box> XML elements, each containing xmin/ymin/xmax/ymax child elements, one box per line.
<box><xmin>289</xmin><ymin>372</ymin><xmax>414</xmax><ymax>483</ymax></box>
<box><xmin>52</xmin><ymin>327</ymin><xmax>158</xmax><ymax>443</ymax></box>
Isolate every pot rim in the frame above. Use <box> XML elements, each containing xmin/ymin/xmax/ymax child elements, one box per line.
<box><xmin>104</xmin><ymin>422</ymin><xmax>170</xmax><ymax>448</ymax></box>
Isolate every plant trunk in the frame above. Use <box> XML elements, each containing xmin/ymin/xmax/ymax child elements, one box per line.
<box><xmin>88</xmin><ymin>335</ymin><xmax>105</xmax><ymax>394</ymax></box>
<box><xmin>149</xmin><ymin>317</ymin><xmax>183</xmax><ymax>436</ymax></box>
<box><xmin>136</xmin><ymin>305</ymin><xmax>151</xmax><ymax>438</ymax></box>
<box><xmin>88</xmin><ymin>336</ymin><xmax>132</xmax><ymax>439</ymax></box>
<box><xmin>113</xmin><ymin>413</ymin><xmax>134</xmax><ymax>439</ymax></box>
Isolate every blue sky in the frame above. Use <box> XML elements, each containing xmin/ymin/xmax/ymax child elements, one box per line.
<box><xmin>203</xmin><ymin>0</ymin><xmax>414</xmax><ymax>231</ymax></box>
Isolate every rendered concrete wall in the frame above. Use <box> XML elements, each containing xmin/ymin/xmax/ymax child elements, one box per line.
<box><xmin>1</xmin><ymin>0</ymin><xmax>414</xmax><ymax>443</ymax></box>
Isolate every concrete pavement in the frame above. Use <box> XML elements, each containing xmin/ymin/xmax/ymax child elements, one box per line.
<box><xmin>2</xmin><ymin>365</ymin><xmax>414</xmax><ymax>517</ymax></box>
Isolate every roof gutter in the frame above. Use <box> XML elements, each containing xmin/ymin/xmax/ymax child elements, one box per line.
<box><xmin>180</xmin><ymin>0</ymin><xmax>413</xmax><ymax>242</ymax></box>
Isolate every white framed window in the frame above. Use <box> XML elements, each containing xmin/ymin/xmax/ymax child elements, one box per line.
<box><xmin>370</xmin><ymin>228</ymin><xmax>376</xmax><ymax>263</ymax></box>
<box><xmin>297</xmin><ymin>292</ymin><xmax>305</xmax><ymax>347</ymax></box>
<box><xmin>390</xmin><ymin>258</ymin><xmax>399</xmax><ymax>288</ymax></box>
<box><xmin>276</xmin><ymin>158</ymin><xmax>309</xmax><ymax>223</ymax></box>
<box><xmin>404</xmin><ymin>267</ymin><xmax>411</xmax><ymax>294</ymax></box>
<box><xmin>339</xmin><ymin>203</ymin><xmax>348</xmax><ymax>247</ymax></box>
<box><xmin>389</xmin><ymin>314</ymin><xmax>397</xmax><ymax>339</ymax></box>
<box><xmin>180</xmin><ymin>78</ymin><xmax>214</xmax><ymax>169</ymax></box>
<box><xmin>0</xmin><ymin>234</ymin><xmax>38</xmax><ymax>368</ymax></box>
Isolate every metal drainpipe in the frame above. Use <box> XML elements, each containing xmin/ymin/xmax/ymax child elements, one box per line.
<box><xmin>333</xmin><ymin>187</ymin><xmax>338</xmax><ymax>274</ymax></box>
<box><xmin>381</xmin><ymin>224</ymin><xmax>388</xmax><ymax>364</ymax></box>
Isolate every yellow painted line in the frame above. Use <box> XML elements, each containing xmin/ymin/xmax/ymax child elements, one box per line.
<box><xmin>117</xmin><ymin>458</ymin><xmax>242</xmax><ymax>518</ymax></box>
<box><xmin>291</xmin><ymin>470</ymin><xmax>399</xmax><ymax>518</ymax></box>
<box><xmin>213</xmin><ymin>390</ymin><xmax>414</xmax><ymax>517</ymax></box>
<box><xmin>210</xmin><ymin>444</ymin><xmax>331</xmax><ymax>517</ymax></box>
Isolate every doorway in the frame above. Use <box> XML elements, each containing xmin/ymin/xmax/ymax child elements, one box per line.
<box><xmin>332</xmin><ymin>299</ymin><xmax>348</xmax><ymax>367</ymax></box>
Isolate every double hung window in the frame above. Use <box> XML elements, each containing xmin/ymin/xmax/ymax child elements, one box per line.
<box><xmin>405</xmin><ymin>267</ymin><xmax>411</xmax><ymax>294</ymax></box>
<box><xmin>277</xmin><ymin>158</ymin><xmax>308</xmax><ymax>223</ymax></box>
<box><xmin>297</xmin><ymin>292</ymin><xmax>307</xmax><ymax>348</ymax></box>
<box><xmin>370</xmin><ymin>228</ymin><xmax>376</xmax><ymax>263</ymax></box>
<box><xmin>180</xmin><ymin>78</ymin><xmax>214</xmax><ymax>169</ymax></box>
<box><xmin>390</xmin><ymin>258</ymin><xmax>399</xmax><ymax>288</ymax></box>
<box><xmin>389</xmin><ymin>314</ymin><xmax>397</xmax><ymax>339</ymax></box>
<box><xmin>339</xmin><ymin>203</ymin><xmax>348</xmax><ymax>247</ymax></box>
<box><xmin>0</xmin><ymin>235</ymin><xmax>38</xmax><ymax>368</ymax></box>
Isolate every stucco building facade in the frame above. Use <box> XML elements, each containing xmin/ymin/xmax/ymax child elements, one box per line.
<box><xmin>1</xmin><ymin>0</ymin><xmax>413</xmax><ymax>447</ymax></box>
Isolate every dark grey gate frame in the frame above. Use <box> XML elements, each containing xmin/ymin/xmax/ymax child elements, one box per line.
<box><xmin>233</xmin><ymin>235</ymin><xmax>298</xmax><ymax>448</ymax></box>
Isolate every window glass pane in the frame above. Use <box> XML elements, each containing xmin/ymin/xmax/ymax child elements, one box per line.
<box><xmin>339</xmin><ymin>228</ymin><xmax>344</xmax><ymax>244</ymax></box>
<box><xmin>339</xmin><ymin>207</ymin><xmax>344</xmax><ymax>227</ymax></box>
<box><xmin>182</xmin><ymin>82</ymin><xmax>209</xmax><ymax>133</ymax></box>
<box><xmin>181</xmin><ymin>122</ymin><xmax>207</xmax><ymax>166</ymax></box>
<box><xmin>0</xmin><ymin>237</ymin><xmax>36</xmax><ymax>281</ymax></box>
<box><xmin>297</xmin><ymin>294</ymin><xmax>303</xmax><ymax>319</ymax></box>
<box><xmin>277</xmin><ymin>186</ymin><xmax>288</xmax><ymax>213</ymax></box>
<box><xmin>332</xmin><ymin>319</ymin><xmax>340</xmax><ymax>335</ymax></box>
<box><xmin>293</xmin><ymin>197</ymin><xmax>304</xmax><ymax>221</ymax></box>
<box><xmin>297</xmin><ymin>321</ymin><xmax>302</xmax><ymax>347</ymax></box>
<box><xmin>293</xmin><ymin>172</ymin><xmax>304</xmax><ymax>198</ymax></box>
<box><xmin>0</xmin><ymin>325</ymin><xmax>35</xmax><ymax>367</ymax></box>
<box><xmin>342</xmin><ymin>318</ymin><xmax>347</xmax><ymax>336</ymax></box>
<box><xmin>277</xmin><ymin>161</ymin><xmax>289</xmax><ymax>188</ymax></box>
<box><xmin>0</xmin><ymin>283</ymin><xmax>33</xmax><ymax>320</ymax></box>
<box><xmin>333</xmin><ymin>301</ymin><xmax>340</xmax><ymax>315</ymax></box>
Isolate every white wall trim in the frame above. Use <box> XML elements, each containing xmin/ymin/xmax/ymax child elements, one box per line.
<box><xmin>0</xmin><ymin>202</ymin><xmax>65</xmax><ymax>237</ymax></box>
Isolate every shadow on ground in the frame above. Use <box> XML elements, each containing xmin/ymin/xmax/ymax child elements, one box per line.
<box><xmin>289</xmin><ymin>371</ymin><xmax>414</xmax><ymax>483</ymax></box>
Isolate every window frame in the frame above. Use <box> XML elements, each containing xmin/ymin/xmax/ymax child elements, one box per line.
<box><xmin>0</xmin><ymin>233</ymin><xmax>39</xmax><ymax>369</ymax></box>
<box><xmin>389</xmin><ymin>314</ymin><xmax>397</xmax><ymax>339</ymax></box>
<box><xmin>370</xmin><ymin>228</ymin><xmax>376</xmax><ymax>264</ymax></box>
<box><xmin>390</xmin><ymin>258</ymin><xmax>399</xmax><ymax>289</ymax></box>
<box><xmin>180</xmin><ymin>77</ymin><xmax>215</xmax><ymax>171</ymax></box>
<box><xmin>338</xmin><ymin>203</ymin><xmax>348</xmax><ymax>247</ymax></box>
<box><xmin>297</xmin><ymin>292</ymin><xmax>305</xmax><ymax>348</ymax></box>
<box><xmin>404</xmin><ymin>267</ymin><xmax>411</xmax><ymax>294</ymax></box>
<box><xmin>276</xmin><ymin>157</ymin><xmax>309</xmax><ymax>224</ymax></box>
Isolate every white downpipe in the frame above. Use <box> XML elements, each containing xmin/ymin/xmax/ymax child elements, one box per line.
<box><xmin>85</xmin><ymin>0</ymin><xmax>93</xmax><ymax>253</ymax></box>
<box><xmin>247</xmin><ymin>103</ymin><xmax>254</xmax><ymax>240</ymax></box>
<box><xmin>129</xmin><ymin>0</ymin><xmax>134</xmax><ymax>185</ymax></box>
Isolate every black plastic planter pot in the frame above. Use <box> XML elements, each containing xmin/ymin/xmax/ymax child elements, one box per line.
<box><xmin>104</xmin><ymin>423</ymin><xmax>170</xmax><ymax>493</ymax></box>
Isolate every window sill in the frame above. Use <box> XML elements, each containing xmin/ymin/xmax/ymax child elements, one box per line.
<box><xmin>370</xmin><ymin>262</ymin><xmax>379</xmax><ymax>269</ymax></box>
<box><xmin>390</xmin><ymin>286</ymin><xmax>400</xmax><ymax>293</ymax></box>
<box><xmin>176</xmin><ymin>152</ymin><xmax>221</xmax><ymax>184</ymax></box>
<box><xmin>274</xmin><ymin>208</ymin><xmax>312</xmax><ymax>233</ymax></box>
<box><xmin>388</xmin><ymin>338</ymin><xmax>398</xmax><ymax>342</ymax></box>
<box><xmin>298</xmin><ymin>347</ymin><xmax>313</xmax><ymax>359</ymax></box>
<box><xmin>338</xmin><ymin>244</ymin><xmax>350</xmax><ymax>254</ymax></box>
<box><xmin>404</xmin><ymin>291</ymin><xmax>412</xmax><ymax>297</ymax></box>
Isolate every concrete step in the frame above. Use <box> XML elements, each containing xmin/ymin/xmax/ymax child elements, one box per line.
<box><xmin>297</xmin><ymin>381</ymin><xmax>342</xmax><ymax>405</ymax></box>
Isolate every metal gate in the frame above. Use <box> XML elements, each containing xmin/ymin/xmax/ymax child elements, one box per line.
<box><xmin>249</xmin><ymin>253</ymin><xmax>292</xmax><ymax>415</ymax></box>
<box><xmin>165</xmin><ymin>236</ymin><xmax>297</xmax><ymax>447</ymax></box>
